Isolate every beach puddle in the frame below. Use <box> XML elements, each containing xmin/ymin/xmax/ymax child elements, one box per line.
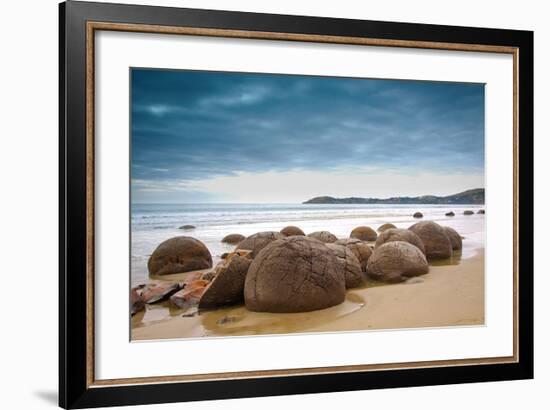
<box><xmin>199</xmin><ymin>292</ymin><xmax>366</xmax><ymax>336</ymax></box>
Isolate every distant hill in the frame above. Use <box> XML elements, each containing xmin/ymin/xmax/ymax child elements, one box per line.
<box><xmin>303</xmin><ymin>188</ymin><xmax>485</xmax><ymax>205</ymax></box>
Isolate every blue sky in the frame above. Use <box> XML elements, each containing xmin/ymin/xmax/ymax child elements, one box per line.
<box><xmin>131</xmin><ymin>68</ymin><xmax>484</xmax><ymax>203</ymax></box>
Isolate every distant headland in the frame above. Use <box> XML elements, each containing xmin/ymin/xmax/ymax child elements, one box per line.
<box><xmin>303</xmin><ymin>188</ymin><xmax>484</xmax><ymax>205</ymax></box>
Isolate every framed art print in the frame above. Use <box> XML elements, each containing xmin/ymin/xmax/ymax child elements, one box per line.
<box><xmin>59</xmin><ymin>1</ymin><xmax>533</xmax><ymax>408</ymax></box>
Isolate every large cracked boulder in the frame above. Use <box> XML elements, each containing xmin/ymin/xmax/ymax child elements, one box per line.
<box><xmin>334</xmin><ymin>238</ymin><xmax>372</xmax><ymax>272</ymax></box>
<box><xmin>199</xmin><ymin>255</ymin><xmax>252</xmax><ymax>309</ymax></box>
<box><xmin>409</xmin><ymin>221</ymin><xmax>452</xmax><ymax>260</ymax></box>
<box><xmin>148</xmin><ymin>236</ymin><xmax>213</xmax><ymax>276</ymax></box>
<box><xmin>327</xmin><ymin>243</ymin><xmax>365</xmax><ymax>288</ymax></box>
<box><xmin>244</xmin><ymin>236</ymin><xmax>345</xmax><ymax>313</ymax></box>
<box><xmin>377</xmin><ymin>223</ymin><xmax>397</xmax><ymax>233</ymax></box>
<box><xmin>350</xmin><ymin>226</ymin><xmax>378</xmax><ymax>241</ymax></box>
<box><xmin>307</xmin><ymin>231</ymin><xmax>338</xmax><ymax>243</ymax></box>
<box><xmin>367</xmin><ymin>241</ymin><xmax>429</xmax><ymax>283</ymax></box>
<box><xmin>280</xmin><ymin>226</ymin><xmax>306</xmax><ymax>237</ymax></box>
<box><xmin>375</xmin><ymin>228</ymin><xmax>426</xmax><ymax>255</ymax></box>
<box><xmin>443</xmin><ymin>226</ymin><xmax>463</xmax><ymax>251</ymax></box>
<box><xmin>221</xmin><ymin>233</ymin><xmax>245</xmax><ymax>244</ymax></box>
<box><xmin>236</xmin><ymin>231</ymin><xmax>284</xmax><ymax>258</ymax></box>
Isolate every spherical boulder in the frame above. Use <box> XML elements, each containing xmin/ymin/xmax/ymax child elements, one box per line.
<box><xmin>148</xmin><ymin>236</ymin><xmax>213</xmax><ymax>276</ymax></box>
<box><xmin>443</xmin><ymin>226</ymin><xmax>462</xmax><ymax>251</ymax></box>
<box><xmin>199</xmin><ymin>255</ymin><xmax>252</xmax><ymax>309</ymax></box>
<box><xmin>326</xmin><ymin>243</ymin><xmax>365</xmax><ymax>288</ymax></box>
<box><xmin>221</xmin><ymin>233</ymin><xmax>245</xmax><ymax>245</ymax></box>
<box><xmin>413</xmin><ymin>212</ymin><xmax>423</xmax><ymax>218</ymax></box>
<box><xmin>377</xmin><ymin>223</ymin><xmax>397</xmax><ymax>233</ymax></box>
<box><xmin>236</xmin><ymin>231</ymin><xmax>284</xmax><ymax>258</ymax></box>
<box><xmin>409</xmin><ymin>221</ymin><xmax>452</xmax><ymax>260</ymax></box>
<box><xmin>375</xmin><ymin>228</ymin><xmax>426</xmax><ymax>255</ymax></box>
<box><xmin>307</xmin><ymin>231</ymin><xmax>338</xmax><ymax>243</ymax></box>
<box><xmin>445</xmin><ymin>211</ymin><xmax>455</xmax><ymax>217</ymax></box>
<box><xmin>244</xmin><ymin>236</ymin><xmax>345</xmax><ymax>313</ymax></box>
<box><xmin>350</xmin><ymin>226</ymin><xmax>378</xmax><ymax>241</ymax></box>
<box><xmin>280</xmin><ymin>226</ymin><xmax>305</xmax><ymax>237</ymax></box>
<box><xmin>464</xmin><ymin>210</ymin><xmax>474</xmax><ymax>215</ymax></box>
<box><xmin>179</xmin><ymin>224</ymin><xmax>196</xmax><ymax>230</ymax></box>
<box><xmin>334</xmin><ymin>238</ymin><xmax>373</xmax><ymax>272</ymax></box>
<box><xmin>367</xmin><ymin>241</ymin><xmax>429</xmax><ymax>283</ymax></box>
<box><xmin>477</xmin><ymin>209</ymin><xmax>485</xmax><ymax>214</ymax></box>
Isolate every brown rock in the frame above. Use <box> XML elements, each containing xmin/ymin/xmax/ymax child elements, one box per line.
<box><xmin>280</xmin><ymin>226</ymin><xmax>306</xmax><ymax>236</ymax></box>
<box><xmin>413</xmin><ymin>212</ymin><xmax>423</xmax><ymax>218</ymax></box>
<box><xmin>375</xmin><ymin>228</ymin><xmax>426</xmax><ymax>255</ymax></box>
<box><xmin>477</xmin><ymin>209</ymin><xmax>485</xmax><ymax>214</ymax></box>
<box><xmin>148</xmin><ymin>236</ymin><xmax>212</xmax><ymax>276</ymax></box>
<box><xmin>326</xmin><ymin>243</ymin><xmax>366</xmax><ymax>288</ymax></box>
<box><xmin>244</xmin><ymin>236</ymin><xmax>345</xmax><ymax>313</ymax></box>
<box><xmin>179</xmin><ymin>224</ymin><xmax>196</xmax><ymax>230</ymax></box>
<box><xmin>367</xmin><ymin>241</ymin><xmax>429</xmax><ymax>283</ymax></box>
<box><xmin>130</xmin><ymin>286</ymin><xmax>145</xmax><ymax>316</ymax></box>
<box><xmin>137</xmin><ymin>281</ymin><xmax>181</xmax><ymax>304</ymax></box>
<box><xmin>236</xmin><ymin>231</ymin><xmax>284</xmax><ymax>258</ymax></box>
<box><xmin>445</xmin><ymin>211</ymin><xmax>455</xmax><ymax>217</ymax></box>
<box><xmin>221</xmin><ymin>233</ymin><xmax>245</xmax><ymax>244</ymax></box>
<box><xmin>334</xmin><ymin>238</ymin><xmax>372</xmax><ymax>272</ymax></box>
<box><xmin>199</xmin><ymin>255</ymin><xmax>252</xmax><ymax>309</ymax></box>
<box><xmin>464</xmin><ymin>210</ymin><xmax>474</xmax><ymax>215</ymax></box>
<box><xmin>377</xmin><ymin>223</ymin><xmax>397</xmax><ymax>233</ymax></box>
<box><xmin>170</xmin><ymin>281</ymin><xmax>208</xmax><ymax>309</ymax></box>
<box><xmin>350</xmin><ymin>226</ymin><xmax>378</xmax><ymax>241</ymax></box>
<box><xmin>443</xmin><ymin>226</ymin><xmax>463</xmax><ymax>251</ymax></box>
<box><xmin>409</xmin><ymin>221</ymin><xmax>452</xmax><ymax>260</ymax></box>
<box><xmin>307</xmin><ymin>231</ymin><xmax>338</xmax><ymax>243</ymax></box>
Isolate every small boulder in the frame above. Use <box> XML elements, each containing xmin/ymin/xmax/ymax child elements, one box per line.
<box><xmin>409</xmin><ymin>221</ymin><xmax>452</xmax><ymax>260</ymax></box>
<box><xmin>307</xmin><ymin>231</ymin><xmax>338</xmax><ymax>243</ymax></box>
<box><xmin>221</xmin><ymin>233</ymin><xmax>245</xmax><ymax>244</ymax></box>
<box><xmin>350</xmin><ymin>226</ymin><xmax>378</xmax><ymax>241</ymax></box>
<box><xmin>148</xmin><ymin>236</ymin><xmax>212</xmax><ymax>276</ymax></box>
<box><xmin>334</xmin><ymin>238</ymin><xmax>372</xmax><ymax>272</ymax></box>
<box><xmin>367</xmin><ymin>241</ymin><xmax>429</xmax><ymax>283</ymax></box>
<box><xmin>280</xmin><ymin>226</ymin><xmax>306</xmax><ymax>236</ymax></box>
<box><xmin>130</xmin><ymin>286</ymin><xmax>145</xmax><ymax>316</ymax></box>
<box><xmin>375</xmin><ymin>228</ymin><xmax>426</xmax><ymax>255</ymax></box>
<box><xmin>244</xmin><ymin>236</ymin><xmax>345</xmax><ymax>313</ymax></box>
<box><xmin>199</xmin><ymin>255</ymin><xmax>252</xmax><ymax>309</ymax></box>
<box><xmin>477</xmin><ymin>209</ymin><xmax>485</xmax><ymax>214</ymax></box>
<box><xmin>464</xmin><ymin>210</ymin><xmax>474</xmax><ymax>215</ymax></box>
<box><xmin>443</xmin><ymin>226</ymin><xmax>463</xmax><ymax>251</ymax></box>
<box><xmin>170</xmin><ymin>280</ymin><xmax>209</xmax><ymax>309</ymax></box>
<box><xmin>445</xmin><ymin>211</ymin><xmax>455</xmax><ymax>217</ymax></box>
<box><xmin>413</xmin><ymin>212</ymin><xmax>423</xmax><ymax>218</ymax></box>
<box><xmin>179</xmin><ymin>224</ymin><xmax>196</xmax><ymax>230</ymax></box>
<box><xmin>136</xmin><ymin>281</ymin><xmax>181</xmax><ymax>304</ymax></box>
<box><xmin>377</xmin><ymin>223</ymin><xmax>397</xmax><ymax>233</ymax></box>
<box><xmin>236</xmin><ymin>231</ymin><xmax>284</xmax><ymax>258</ymax></box>
<box><xmin>327</xmin><ymin>243</ymin><xmax>366</xmax><ymax>288</ymax></box>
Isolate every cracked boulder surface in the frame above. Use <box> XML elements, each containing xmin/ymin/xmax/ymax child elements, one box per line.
<box><xmin>375</xmin><ymin>228</ymin><xmax>426</xmax><ymax>255</ymax></box>
<box><xmin>408</xmin><ymin>221</ymin><xmax>452</xmax><ymax>260</ymax></box>
<box><xmin>443</xmin><ymin>226</ymin><xmax>463</xmax><ymax>251</ymax></box>
<box><xmin>326</xmin><ymin>243</ymin><xmax>366</xmax><ymax>288</ymax></box>
<box><xmin>148</xmin><ymin>236</ymin><xmax>213</xmax><ymax>276</ymax></box>
<box><xmin>244</xmin><ymin>236</ymin><xmax>346</xmax><ymax>313</ymax></box>
<box><xmin>307</xmin><ymin>230</ymin><xmax>338</xmax><ymax>243</ymax></box>
<box><xmin>334</xmin><ymin>238</ymin><xmax>373</xmax><ymax>272</ymax></box>
<box><xmin>236</xmin><ymin>231</ymin><xmax>285</xmax><ymax>258</ymax></box>
<box><xmin>280</xmin><ymin>225</ymin><xmax>306</xmax><ymax>237</ymax></box>
<box><xmin>350</xmin><ymin>226</ymin><xmax>378</xmax><ymax>241</ymax></box>
<box><xmin>199</xmin><ymin>255</ymin><xmax>252</xmax><ymax>309</ymax></box>
<box><xmin>367</xmin><ymin>241</ymin><xmax>429</xmax><ymax>283</ymax></box>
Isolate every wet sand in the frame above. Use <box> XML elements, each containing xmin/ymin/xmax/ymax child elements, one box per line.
<box><xmin>132</xmin><ymin>249</ymin><xmax>484</xmax><ymax>341</ymax></box>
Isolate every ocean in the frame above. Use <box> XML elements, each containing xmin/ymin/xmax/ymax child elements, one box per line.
<box><xmin>131</xmin><ymin>203</ymin><xmax>485</xmax><ymax>286</ymax></box>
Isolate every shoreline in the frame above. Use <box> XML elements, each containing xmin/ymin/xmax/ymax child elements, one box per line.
<box><xmin>132</xmin><ymin>247</ymin><xmax>485</xmax><ymax>341</ymax></box>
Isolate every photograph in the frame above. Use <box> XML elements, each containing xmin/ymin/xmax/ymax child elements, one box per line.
<box><xmin>130</xmin><ymin>68</ymin><xmax>486</xmax><ymax>341</ymax></box>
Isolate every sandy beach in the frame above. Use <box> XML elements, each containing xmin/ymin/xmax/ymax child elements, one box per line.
<box><xmin>132</xmin><ymin>248</ymin><xmax>484</xmax><ymax>341</ymax></box>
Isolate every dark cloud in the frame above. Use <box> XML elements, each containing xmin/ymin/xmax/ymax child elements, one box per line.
<box><xmin>131</xmin><ymin>68</ymin><xmax>484</xmax><ymax>185</ymax></box>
